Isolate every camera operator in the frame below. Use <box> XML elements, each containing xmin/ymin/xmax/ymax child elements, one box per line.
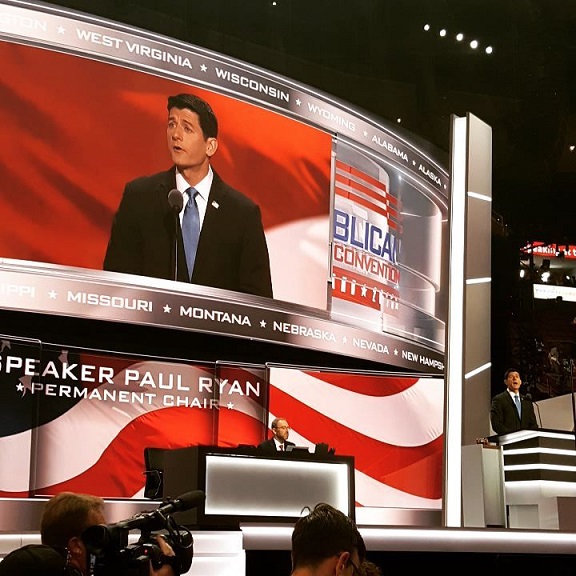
<box><xmin>40</xmin><ymin>492</ymin><xmax>177</xmax><ymax>576</ymax></box>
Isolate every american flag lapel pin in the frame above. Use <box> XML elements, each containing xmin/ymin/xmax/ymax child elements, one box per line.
<box><xmin>211</xmin><ymin>201</ymin><xmax>219</xmax><ymax>209</ymax></box>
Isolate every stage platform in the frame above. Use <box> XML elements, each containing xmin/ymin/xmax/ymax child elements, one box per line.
<box><xmin>2</xmin><ymin>500</ymin><xmax>576</xmax><ymax>576</ymax></box>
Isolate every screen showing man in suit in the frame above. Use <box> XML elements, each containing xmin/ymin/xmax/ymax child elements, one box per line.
<box><xmin>103</xmin><ymin>93</ymin><xmax>273</xmax><ymax>298</ymax></box>
<box><xmin>490</xmin><ymin>368</ymin><xmax>539</xmax><ymax>435</ymax></box>
<box><xmin>257</xmin><ymin>417</ymin><xmax>296</xmax><ymax>452</ymax></box>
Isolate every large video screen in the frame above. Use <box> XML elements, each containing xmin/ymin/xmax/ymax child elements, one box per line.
<box><xmin>0</xmin><ymin>334</ymin><xmax>441</xmax><ymax>526</ymax></box>
<box><xmin>0</xmin><ymin>0</ymin><xmax>449</xmax><ymax>373</ymax></box>
<box><xmin>0</xmin><ymin>335</ymin><xmax>268</xmax><ymax>498</ymax></box>
<box><xmin>266</xmin><ymin>365</ymin><xmax>443</xmax><ymax>515</ymax></box>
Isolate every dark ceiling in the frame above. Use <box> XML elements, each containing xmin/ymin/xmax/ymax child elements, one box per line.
<box><xmin>43</xmin><ymin>0</ymin><xmax>576</xmax><ymax>244</ymax></box>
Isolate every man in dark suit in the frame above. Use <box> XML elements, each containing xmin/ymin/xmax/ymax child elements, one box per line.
<box><xmin>103</xmin><ymin>93</ymin><xmax>273</xmax><ymax>298</ymax></box>
<box><xmin>490</xmin><ymin>368</ymin><xmax>539</xmax><ymax>436</ymax></box>
<box><xmin>257</xmin><ymin>417</ymin><xmax>295</xmax><ymax>452</ymax></box>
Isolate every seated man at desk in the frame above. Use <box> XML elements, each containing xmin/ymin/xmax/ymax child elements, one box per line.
<box><xmin>257</xmin><ymin>417</ymin><xmax>295</xmax><ymax>452</ymax></box>
<box><xmin>490</xmin><ymin>368</ymin><xmax>539</xmax><ymax>436</ymax></box>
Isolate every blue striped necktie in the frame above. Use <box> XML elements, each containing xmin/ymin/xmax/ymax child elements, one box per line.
<box><xmin>514</xmin><ymin>394</ymin><xmax>521</xmax><ymax>417</ymax></box>
<box><xmin>182</xmin><ymin>187</ymin><xmax>200</xmax><ymax>279</ymax></box>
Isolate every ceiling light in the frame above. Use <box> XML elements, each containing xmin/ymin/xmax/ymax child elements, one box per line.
<box><xmin>570</xmin><ymin>145</ymin><xmax>575</xmax><ymax>152</ymax></box>
<box><xmin>470</xmin><ymin>40</ymin><xmax>479</xmax><ymax>49</ymax></box>
<box><xmin>424</xmin><ymin>23</ymin><xmax>430</xmax><ymax>31</ymax></box>
<box><xmin>397</xmin><ymin>118</ymin><xmax>402</xmax><ymax>123</ymax></box>
<box><xmin>485</xmin><ymin>46</ymin><xmax>493</xmax><ymax>54</ymax></box>
<box><xmin>440</xmin><ymin>29</ymin><xmax>447</xmax><ymax>37</ymax></box>
<box><xmin>456</xmin><ymin>33</ymin><xmax>464</xmax><ymax>41</ymax></box>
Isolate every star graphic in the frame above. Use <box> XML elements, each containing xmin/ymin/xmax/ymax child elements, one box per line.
<box><xmin>200</xmin><ymin>64</ymin><xmax>207</xmax><ymax>72</ymax></box>
<box><xmin>361</xmin><ymin>285</ymin><xmax>368</xmax><ymax>297</ymax></box>
<box><xmin>342</xmin><ymin>336</ymin><xmax>348</xmax><ymax>344</ymax></box>
<box><xmin>163</xmin><ymin>304</ymin><xmax>172</xmax><ymax>313</ymax></box>
<box><xmin>363</xmin><ymin>130</ymin><xmax>368</xmax><ymax>137</ymax></box>
<box><xmin>394</xmin><ymin>349</ymin><xmax>399</xmax><ymax>355</ymax></box>
<box><xmin>412</xmin><ymin>160</ymin><xmax>416</xmax><ymax>165</ymax></box>
<box><xmin>59</xmin><ymin>350</ymin><xmax>69</xmax><ymax>365</ymax></box>
<box><xmin>295</xmin><ymin>99</ymin><xmax>301</xmax><ymax>106</ymax></box>
<box><xmin>57</xmin><ymin>26</ymin><xmax>65</xmax><ymax>34</ymax></box>
<box><xmin>260</xmin><ymin>320</ymin><xmax>267</xmax><ymax>328</ymax></box>
<box><xmin>48</xmin><ymin>290</ymin><xmax>57</xmax><ymax>299</ymax></box>
<box><xmin>0</xmin><ymin>340</ymin><xmax>11</xmax><ymax>353</ymax></box>
<box><xmin>16</xmin><ymin>383</ymin><xmax>23</xmax><ymax>392</ymax></box>
<box><xmin>226</xmin><ymin>402</ymin><xmax>235</xmax><ymax>409</ymax></box>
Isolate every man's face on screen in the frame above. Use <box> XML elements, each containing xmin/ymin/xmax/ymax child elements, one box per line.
<box><xmin>167</xmin><ymin>107</ymin><xmax>216</xmax><ymax>175</ymax></box>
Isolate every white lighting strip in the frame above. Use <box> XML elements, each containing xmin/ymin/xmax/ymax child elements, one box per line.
<box><xmin>504</xmin><ymin>463</ymin><xmax>576</xmax><ymax>472</ymax></box>
<box><xmin>466</xmin><ymin>277</ymin><xmax>491</xmax><ymax>285</ymax></box>
<box><xmin>505</xmin><ymin>447</ymin><xmax>576</xmax><ymax>457</ymax></box>
<box><xmin>240</xmin><ymin>524</ymin><xmax>576</xmax><ymax>554</ymax></box>
<box><xmin>505</xmin><ymin>479</ymin><xmax>576</xmax><ymax>493</ymax></box>
<box><xmin>444</xmin><ymin>115</ymin><xmax>468</xmax><ymax>527</ymax></box>
<box><xmin>464</xmin><ymin>362</ymin><xmax>491</xmax><ymax>380</ymax></box>
<box><xmin>498</xmin><ymin>430</ymin><xmax>574</xmax><ymax>444</ymax></box>
<box><xmin>468</xmin><ymin>191</ymin><xmax>491</xmax><ymax>202</ymax></box>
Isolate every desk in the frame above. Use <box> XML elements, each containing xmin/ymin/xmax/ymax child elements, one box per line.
<box><xmin>161</xmin><ymin>446</ymin><xmax>355</xmax><ymax>526</ymax></box>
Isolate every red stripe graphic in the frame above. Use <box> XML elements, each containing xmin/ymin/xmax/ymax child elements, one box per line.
<box><xmin>332</xmin><ymin>265</ymin><xmax>399</xmax><ymax>314</ymax></box>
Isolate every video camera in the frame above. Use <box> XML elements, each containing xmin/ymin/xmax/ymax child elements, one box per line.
<box><xmin>81</xmin><ymin>490</ymin><xmax>204</xmax><ymax>576</ymax></box>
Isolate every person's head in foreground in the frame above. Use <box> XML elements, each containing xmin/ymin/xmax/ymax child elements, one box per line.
<box><xmin>291</xmin><ymin>503</ymin><xmax>366</xmax><ymax>575</ymax></box>
<box><xmin>40</xmin><ymin>491</ymin><xmax>106</xmax><ymax>575</ymax></box>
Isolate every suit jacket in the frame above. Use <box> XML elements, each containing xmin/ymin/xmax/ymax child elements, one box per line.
<box><xmin>490</xmin><ymin>390</ymin><xmax>539</xmax><ymax>436</ymax></box>
<box><xmin>103</xmin><ymin>167</ymin><xmax>273</xmax><ymax>298</ymax></box>
<box><xmin>256</xmin><ymin>438</ymin><xmax>296</xmax><ymax>453</ymax></box>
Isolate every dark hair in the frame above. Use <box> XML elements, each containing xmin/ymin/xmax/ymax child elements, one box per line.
<box><xmin>0</xmin><ymin>544</ymin><xmax>67</xmax><ymax>576</ymax></box>
<box><xmin>40</xmin><ymin>492</ymin><xmax>105</xmax><ymax>548</ymax></box>
<box><xmin>504</xmin><ymin>368</ymin><xmax>520</xmax><ymax>380</ymax></box>
<box><xmin>167</xmin><ymin>93</ymin><xmax>218</xmax><ymax>139</ymax></box>
<box><xmin>291</xmin><ymin>503</ymin><xmax>365</xmax><ymax>570</ymax></box>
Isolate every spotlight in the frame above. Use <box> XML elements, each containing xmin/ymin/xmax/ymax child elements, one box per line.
<box><xmin>456</xmin><ymin>33</ymin><xmax>464</xmax><ymax>41</ymax></box>
<box><xmin>439</xmin><ymin>28</ymin><xmax>447</xmax><ymax>37</ymax></box>
<box><xmin>470</xmin><ymin>40</ymin><xmax>479</xmax><ymax>49</ymax></box>
<box><xmin>424</xmin><ymin>23</ymin><xmax>430</xmax><ymax>31</ymax></box>
<box><xmin>485</xmin><ymin>46</ymin><xmax>493</xmax><ymax>54</ymax></box>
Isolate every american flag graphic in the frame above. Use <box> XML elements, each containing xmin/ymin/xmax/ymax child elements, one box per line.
<box><xmin>267</xmin><ymin>366</ymin><xmax>443</xmax><ymax>509</ymax></box>
<box><xmin>0</xmin><ymin>338</ymin><xmax>442</xmax><ymax>512</ymax></box>
<box><xmin>0</xmin><ymin>340</ymin><xmax>268</xmax><ymax>498</ymax></box>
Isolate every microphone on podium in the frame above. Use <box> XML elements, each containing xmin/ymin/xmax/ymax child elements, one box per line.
<box><xmin>168</xmin><ymin>189</ymin><xmax>184</xmax><ymax>281</ymax></box>
<box><xmin>525</xmin><ymin>392</ymin><xmax>542</xmax><ymax>428</ymax></box>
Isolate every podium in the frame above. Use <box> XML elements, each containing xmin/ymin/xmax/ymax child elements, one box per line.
<box><xmin>495</xmin><ymin>429</ymin><xmax>576</xmax><ymax>529</ymax></box>
<box><xmin>159</xmin><ymin>446</ymin><xmax>355</xmax><ymax>526</ymax></box>
<box><xmin>462</xmin><ymin>443</ymin><xmax>507</xmax><ymax>527</ymax></box>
